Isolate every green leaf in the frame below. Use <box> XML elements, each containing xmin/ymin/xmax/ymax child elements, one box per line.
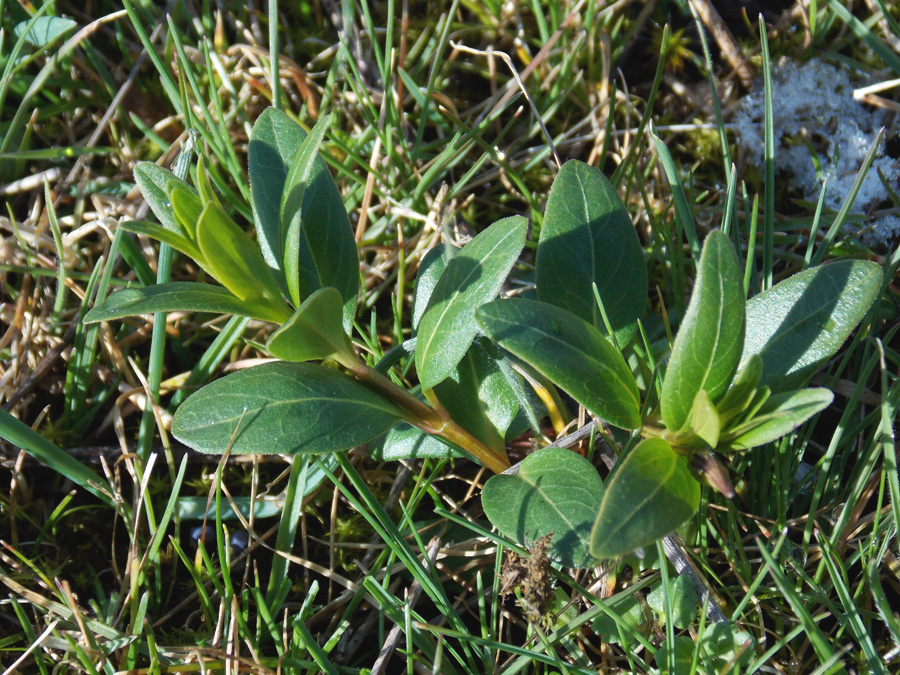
<box><xmin>720</xmin><ymin>388</ymin><xmax>833</xmax><ymax>451</ymax></box>
<box><xmin>700</xmin><ymin>623</ymin><xmax>755</xmax><ymax>671</ymax></box>
<box><xmin>416</xmin><ymin>216</ymin><xmax>527</xmax><ymax>390</ymax></box>
<box><xmin>432</xmin><ymin>341</ymin><xmax>519</xmax><ymax>454</ymax></box>
<box><xmin>591</xmin><ymin>438</ymin><xmax>700</xmax><ymax>559</ymax></box>
<box><xmin>681</xmin><ymin>389</ymin><xmax>720</xmax><ymax>448</ymax></box>
<box><xmin>655</xmin><ymin>636</ymin><xmax>695</xmax><ymax>674</ymax></box>
<box><xmin>482</xmin><ymin>446</ymin><xmax>604</xmax><ymax>568</ymax></box>
<box><xmin>717</xmin><ymin>354</ymin><xmax>764</xmax><ymax>427</ymax></box>
<box><xmin>647</xmin><ymin>575</ymin><xmax>698</xmax><ymax>629</ymax></box>
<box><xmin>14</xmin><ymin>16</ymin><xmax>77</xmax><ymax>46</ymax></box>
<box><xmin>134</xmin><ymin>162</ymin><xmax>193</xmax><ymax>233</ymax></box>
<box><xmin>195</xmin><ymin>202</ymin><xmax>284</xmax><ymax>306</ymax></box>
<box><xmin>477</xmin><ymin>298</ymin><xmax>641</xmax><ymax>430</ymax></box>
<box><xmin>661</xmin><ymin>230</ymin><xmax>744</xmax><ymax>432</ymax></box>
<box><xmin>249</xmin><ymin>108</ymin><xmax>358</xmax><ymax>327</ymax></box>
<box><xmin>591</xmin><ymin>595</ymin><xmax>651</xmax><ymax>644</ymax></box>
<box><xmin>172</xmin><ymin>362</ymin><xmax>407</xmax><ymax>455</ymax></box>
<box><xmin>168</xmin><ymin>181</ymin><xmax>204</xmax><ymax>241</ymax></box>
<box><xmin>741</xmin><ymin>259</ymin><xmax>882</xmax><ymax>392</ymax></box>
<box><xmin>0</xmin><ymin>408</ymin><xmax>113</xmax><ymax>507</ymax></box>
<box><xmin>281</xmin><ymin>114</ymin><xmax>330</xmax><ymax>307</ymax></box>
<box><xmin>120</xmin><ymin>220</ymin><xmax>203</xmax><ymax>264</ymax></box>
<box><xmin>83</xmin><ymin>282</ymin><xmax>288</xmax><ymax>324</ymax></box>
<box><xmin>536</xmin><ymin>160</ymin><xmax>647</xmax><ymax>345</ymax></box>
<box><xmin>266</xmin><ymin>288</ymin><xmax>354</xmax><ymax>363</ymax></box>
<box><xmin>369</xmin><ymin>422</ymin><xmax>462</xmax><ymax>461</ymax></box>
<box><xmin>412</xmin><ymin>244</ymin><xmax>451</xmax><ymax>332</ymax></box>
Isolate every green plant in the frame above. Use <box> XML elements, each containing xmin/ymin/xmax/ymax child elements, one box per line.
<box><xmin>85</xmin><ymin>108</ymin><xmax>882</xmax><ymax>568</ymax></box>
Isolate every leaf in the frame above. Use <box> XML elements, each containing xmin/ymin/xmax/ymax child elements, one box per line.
<box><xmin>281</xmin><ymin>114</ymin><xmax>330</xmax><ymax>307</ymax></box>
<box><xmin>0</xmin><ymin>408</ymin><xmax>113</xmax><ymax>507</ymax></box>
<box><xmin>590</xmin><ymin>438</ymin><xmax>700</xmax><ymax>559</ymax></box>
<box><xmin>432</xmin><ymin>341</ymin><xmax>519</xmax><ymax>454</ymax></box>
<box><xmin>14</xmin><ymin>16</ymin><xmax>77</xmax><ymax>46</ymax></box>
<box><xmin>120</xmin><ymin>220</ymin><xmax>203</xmax><ymax>264</ymax></box>
<box><xmin>83</xmin><ymin>282</ymin><xmax>288</xmax><ymax>324</ymax></box>
<box><xmin>477</xmin><ymin>298</ymin><xmax>641</xmax><ymax>430</ymax></box>
<box><xmin>249</xmin><ymin>108</ymin><xmax>358</xmax><ymax>327</ymax></box>
<box><xmin>681</xmin><ymin>389</ymin><xmax>720</xmax><ymax>448</ymax></box>
<box><xmin>195</xmin><ymin>202</ymin><xmax>284</xmax><ymax>307</ymax></box>
<box><xmin>661</xmin><ymin>230</ymin><xmax>744</xmax><ymax>432</ymax></box>
<box><xmin>536</xmin><ymin>160</ymin><xmax>647</xmax><ymax>345</ymax></box>
<box><xmin>720</xmin><ymin>388</ymin><xmax>833</xmax><ymax>451</ymax></box>
<box><xmin>700</xmin><ymin>623</ymin><xmax>755</xmax><ymax>670</ymax></box>
<box><xmin>412</xmin><ymin>244</ymin><xmax>451</xmax><ymax>332</ymax></box>
<box><xmin>591</xmin><ymin>595</ymin><xmax>651</xmax><ymax>644</ymax></box>
<box><xmin>741</xmin><ymin>259</ymin><xmax>882</xmax><ymax>392</ymax></box>
<box><xmin>482</xmin><ymin>447</ymin><xmax>604</xmax><ymax>568</ymax></box>
<box><xmin>266</xmin><ymin>288</ymin><xmax>354</xmax><ymax>362</ymax></box>
<box><xmin>168</xmin><ymin>181</ymin><xmax>204</xmax><ymax>241</ymax></box>
<box><xmin>369</xmin><ymin>422</ymin><xmax>463</xmax><ymax>461</ymax></box>
<box><xmin>717</xmin><ymin>354</ymin><xmax>764</xmax><ymax>427</ymax></box>
<box><xmin>647</xmin><ymin>575</ymin><xmax>699</xmax><ymax>629</ymax></box>
<box><xmin>134</xmin><ymin>162</ymin><xmax>193</xmax><ymax>233</ymax></box>
<box><xmin>172</xmin><ymin>362</ymin><xmax>407</xmax><ymax>455</ymax></box>
<box><xmin>416</xmin><ymin>216</ymin><xmax>527</xmax><ymax>390</ymax></box>
<box><xmin>655</xmin><ymin>636</ymin><xmax>696</xmax><ymax>675</ymax></box>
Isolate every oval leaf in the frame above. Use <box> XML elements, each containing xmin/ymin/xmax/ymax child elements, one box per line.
<box><xmin>195</xmin><ymin>202</ymin><xmax>284</xmax><ymax>306</ymax></box>
<box><xmin>249</xmin><ymin>108</ymin><xmax>358</xmax><ymax>327</ymax></box>
<box><xmin>416</xmin><ymin>216</ymin><xmax>527</xmax><ymax>390</ymax></box>
<box><xmin>537</xmin><ymin>160</ymin><xmax>647</xmax><ymax>345</ymax></box>
<box><xmin>661</xmin><ymin>230</ymin><xmax>744</xmax><ymax>432</ymax></box>
<box><xmin>83</xmin><ymin>282</ymin><xmax>287</xmax><ymax>324</ymax></box>
<box><xmin>412</xmin><ymin>244</ymin><xmax>451</xmax><ymax>332</ymax></box>
<box><xmin>172</xmin><ymin>362</ymin><xmax>406</xmax><ymax>455</ymax></box>
<box><xmin>477</xmin><ymin>298</ymin><xmax>641</xmax><ymax>430</ymax></box>
<box><xmin>266</xmin><ymin>288</ymin><xmax>354</xmax><ymax>362</ymax></box>
<box><xmin>741</xmin><ymin>259</ymin><xmax>881</xmax><ymax>392</ymax></box>
<box><xmin>483</xmin><ymin>447</ymin><xmax>605</xmax><ymax>568</ymax></box>
<box><xmin>720</xmin><ymin>388</ymin><xmax>833</xmax><ymax>451</ymax></box>
<box><xmin>590</xmin><ymin>438</ymin><xmax>700</xmax><ymax>559</ymax></box>
<box><xmin>369</xmin><ymin>422</ymin><xmax>462</xmax><ymax>461</ymax></box>
<box><xmin>432</xmin><ymin>341</ymin><xmax>519</xmax><ymax>454</ymax></box>
<box><xmin>121</xmin><ymin>220</ymin><xmax>202</xmax><ymax>264</ymax></box>
<box><xmin>134</xmin><ymin>162</ymin><xmax>194</xmax><ymax>233</ymax></box>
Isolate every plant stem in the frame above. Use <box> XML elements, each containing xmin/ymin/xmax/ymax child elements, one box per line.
<box><xmin>346</xmin><ymin>361</ymin><xmax>511</xmax><ymax>474</ymax></box>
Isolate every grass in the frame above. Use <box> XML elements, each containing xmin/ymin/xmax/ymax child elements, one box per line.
<box><xmin>1</xmin><ymin>0</ymin><xmax>899</xmax><ymax>673</ymax></box>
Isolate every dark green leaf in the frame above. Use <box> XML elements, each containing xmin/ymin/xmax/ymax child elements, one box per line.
<box><xmin>700</xmin><ymin>623</ymin><xmax>755</xmax><ymax>670</ymax></box>
<box><xmin>249</xmin><ymin>108</ymin><xmax>358</xmax><ymax>327</ymax></box>
<box><xmin>84</xmin><ymin>282</ymin><xmax>287</xmax><ymax>324</ymax></box>
<box><xmin>412</xmin><ymin>244</ymin><xmax>451</xmax><ymax>332</ymax></box>
<box><xmin>281</xmin><ymin>114</ymin><xmax>330</xmax><ymax>307</ymax></box>
<box><xmin>266</xmin><ymin>288</ymin><xmax>354</xmax><ymax>362</ymax></box>
<box><xmin>661</xmin><ymin>230</ymin><xmax>744</xmax><ymax>432</ymax></box>
<box><xmin>591</xmin><ymin>438</ymin><xmax>700</xmax><ymax>559</ymax></box>
<box><xmin>482</xmin><ymin>446</ymin><xmax>604</xmax><ymax>568</ymax></box>
<box><xmin>720</xmin><ymin>388</ymin><xmax>833</xmax><ymax>451</ymax></box>
<box><xmin>477</xmin><ymin>298</ymin><xmax>641</xmax><ymax>430</ymax></box>
<box><xmin>369</xmin><ymin>422</ymin><xmax>462</xmax><ymax>461</ymax></box>
<box><xmin>433</xmin><ymin>341</ymin><xmax>518</xmax><ymax>454</ymax></box>
<box><xmin>195</xmin><ymin>202</ymin><xmax>284</xmax><ymax>307</ymax></box>
<box><xmin>655</xmin><ymin>637</ymin><xmax>696</xmax><ymax>675</ymax></box>
<box><xmin>591</xmin><ymin>595</ymin><xmax>651</xmax><ymax>644</ymax></box>
<box><xmin>172</xmin><ymin>362</ymin><xmax>406</xmax><ymax>455</ymax></box>
<box><xmin>134</xmin><ymin>162</ymin><xmax>193</xmax><ymax>233</ymax></box>
<box><xmin>416</xmin><ymin>216</ymin><xmax>527</xmax><ymax>390</ymax></box>
<box><xmin>536</xmin><ymin>160</ymin><xmax>646</xmax><ymax>345</ymax></box>
<box><xmin>741</xmin><ymin>259</ymin><xmax>882</xmax><ymax>392</ymax></box>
